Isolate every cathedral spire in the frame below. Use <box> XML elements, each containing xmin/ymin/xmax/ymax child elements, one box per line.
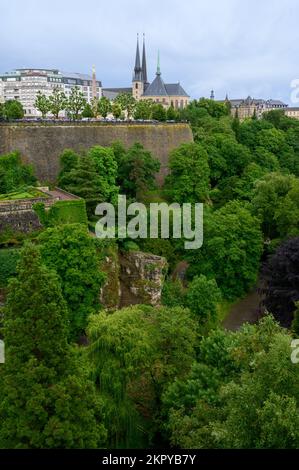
<box><xmin>133</xmin><ymin>34</ymin><xmax>142</xmax><ymax>81</ymax></box>
<box><xmin>142</xmin><ymin>33</ymin><xmax>148</xmax><ymax>85</ymax></box>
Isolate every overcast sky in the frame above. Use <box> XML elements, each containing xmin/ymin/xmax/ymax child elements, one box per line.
<box><xmin>1</xmin><ymin>0</ymin><xmax>298</xmax><ymax>103</ymax></box>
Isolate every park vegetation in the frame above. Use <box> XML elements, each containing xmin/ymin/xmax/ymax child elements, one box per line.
<box><xmin>0</xmin><ymin>99</ymin><xmax>298</xmax><ymax>449</ymax></box>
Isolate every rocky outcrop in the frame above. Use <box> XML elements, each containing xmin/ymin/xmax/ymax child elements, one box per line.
<box><xmin>119</xmin><ymin>251</ymin><xmax>167</xmax><ymax>307</ymax></box>
<box><xmin>100</xmin><ymin>244</ymin><xmax>121</xmax><ymax>310</ymax></box>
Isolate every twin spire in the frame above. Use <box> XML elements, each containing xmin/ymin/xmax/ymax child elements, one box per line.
<box><xmin>133</xmin><ymin>34</ymin><xmax>148</xmax><ymax>84</ymax></box>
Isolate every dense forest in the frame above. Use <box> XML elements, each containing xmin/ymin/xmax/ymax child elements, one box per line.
<box><xmin>0</xmin><ymin>100</ymin><xmax>299</xmax><ymax>449</ymax></box>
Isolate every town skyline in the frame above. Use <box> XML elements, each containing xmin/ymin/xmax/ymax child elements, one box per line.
<box><xmin>1</xmin><ymin>0</ymin><xmax>299</xmax><ymax>103</ymax></box>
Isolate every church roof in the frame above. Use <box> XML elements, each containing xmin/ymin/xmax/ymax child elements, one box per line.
<box><xmin>142</xmin><ymin>79</ymin><xmax>189</xmax><ymax>98</ymax></box>
<box><xmin>165</xmin><ymin>83</ymin><xmax>189</xmax><ymax>97</ymax></box>
<box><xmin>142</xmin><ymin>52</ymin><xmax>189</xmax><ymax>98</ymax></box>
<box><xmin>102</xmin><ymin>87</ymin><xmax>132</xmax><ymax>100</ymax></box>
<box><xmin>142</xmin><ymin>73</ymin><xmax>168</xmax><ymax>97</ymax></box>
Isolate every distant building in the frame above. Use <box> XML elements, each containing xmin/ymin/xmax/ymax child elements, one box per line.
<box><xmin>285</xmin><ymin>107</ymin><xmax>299</xmax><ymax>119</ymax></box>
<box><xmin>0</xmin><ymin>81</ymin><xmax>4</xmax><ymax>104</ymax></box>
<box><xmin>224</xmin><ymin>95</ymin><xmax>288</xmax><ymax>120</ymax></box>
<box><xmin>0</xmin><ymin>68</ymin><xmax>102</xmax><ymax>117</ymax></box>
<box><xmin>102</xmin><ymin>35</ymin><xmax>190</xmax><ymax>109</ymax></box>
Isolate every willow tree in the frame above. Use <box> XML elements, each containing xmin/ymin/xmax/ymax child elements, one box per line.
<box><xmin>87</xmin><ymin>304</ymin><xmax>197</xmax><ymax>448</ymax></box>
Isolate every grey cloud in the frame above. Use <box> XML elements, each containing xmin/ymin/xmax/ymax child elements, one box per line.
<box><xmin>0</xmin><ymin>0</ymin><xmax>298</xmax><ymax>103</ymax></box>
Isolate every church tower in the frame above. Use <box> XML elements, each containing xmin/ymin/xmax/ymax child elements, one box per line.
<box><xmin>132</xmin><ymin>34</ymin><xmax>144</xmax><ymax>101</ymax></box>
<box><xmin>142</xmin><ymin>34</ymin><xmax>149</xmax><ymax>90</ymax></box>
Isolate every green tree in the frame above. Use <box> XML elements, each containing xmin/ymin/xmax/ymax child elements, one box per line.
<box><xmin>48</xmin><ymin>86</ymin><xmax>67</xmax><ymax>119</ymax></box>
<box><xmin>188</xmin><ymin>201</ymin><xmax>263</xmax><ymax>300</ymax></box>
<box><xmin>59</xmin><ymin>153</ymin><xmax>104</xmax><ymax>215</ymax></box>
<box><xmin>57</xmin><ymin>149</ymin><xmax>79</xmax><ymax>187</ymax></box>
<box><xmin>82</xmin><ymin>102</ymin><xmax>94</xmax><ymax>118</ymax></box>
<box><xmin>0</xmin><ymin>151</ymin><xmax>37</xmax><ymax>194</ymax></box>
<box><xmin>165</xmin><ymin>143</ymin><xmax>210</xmax><ymax>204</ymax></box>
<box><xmin>251</xmin><ymin>172</ymin><xmax>299</xmax><ymax>240</ymax></box>
<box><xmin>0</xmin><ymin>103</ymin><xmax>5</xmax><ymax>120</ymax></box>
<box><xmin>162</xmin><ymin>280</ymin><xmax>186</xmax><ymax>308</ymax></box>
<box><xmin>0</xmin><ymin>244</ymin><xmax>107</xmax><ymax>448</ymax></box>
<box><xmin>133</xmin><ymin>100</ymin><xmax>153</xmax><ymax>120</ymax></box>
<box><xmin>205</xmin><ymin>134</ymin><xmax>251</xmax><ymax>187</ymax></box>
<box><xmin>111</xmin><ymin>102</ymin><xmax>122</xmax><ymax>119</ymax></box>
<box><xmin>263</xmin><ymin>109</ymin><xmax>286</xmax><ymax>128</ymax></box>
<box><xmin>163</xmin><ymin>316</ymin><xmax>299</xmax><ymax>449</ymax></box>
<box><xmin>38</xmin><ymin>224</ymin><xmax>106</xmax><ymax>340</ymax></box>
<box><xmin>275</xmin><ymin>182</ymin><xmax>299</xmax><ymax>238</ymax></box>
<box><xmin>152</xmin><ymin>104</ymin><xmax>167</xmax><ymax>122</ymax></box>
<box><xmin>66</xmin><ymin>86</ymin><xmax>86</xmax><ymax>120</ymax></box>
<box><xmin>257</xmin><ymin>128</ymin><xmax>286</xmax><ymax>155</ymax></box>
<box><xmin>115</xmin><ymin>93</ymin><xmax>136</xmax><ymax>119</ymax></box>
<box><xmin>117</xmin><ymin>142</ymin><xmax>160</xmax><ymax>198</ymax></box>
<box><xmin>87</xmin><ymin>146</ymin><xmax>118</xmax><ymax>204</ymax></box>
<box><xmin>253</xmin><ymin>146</ymin><xmax>280</xmax><ymax>172</ymax></box>
<box><xmin>97</xmin><ymin>96</ymin><xmax>112</xmax><ymax>118</ymax></box>
<box><xmin>87</xmin><ymin>304</ymin><xmax>197</xmax><ymax>447</ymax></box>
<box><xmin>186</xmin><ymin>275</ymin><xmax>222</xmax><ymax>332</ymax></box>
<box><xmin>34</xmin><ymin>91</ymin><xmax>50</xmax><ymax>118</ymax></box>
<box><xmin>187</xmin><ymin>98</ymin><xmax>229</xmax><ymax>120</ymax></box>
<box><xmin>4</xmin><ymin>100</ymin><xmax>24</xmax><ymax>120</ymax></box>
<box><xmin>229</xmin><ymin>163</ymin><xmax>267</xmax><ymax>202</ymax></box>
<box><xmin>231</xmin><ymin>115</ymin><xmax>240</xmax><ymax>140</ymax></box>
<box><xmin>166</xmin><ymin>105</ymin><xmax>179</xmax><ymax>121</ymax></box>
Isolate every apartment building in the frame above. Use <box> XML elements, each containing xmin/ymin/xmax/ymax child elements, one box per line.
<box><xmin>0</xmin><ymin>68</ymin><xmax>102</xmax><ymax>116</ymax></box>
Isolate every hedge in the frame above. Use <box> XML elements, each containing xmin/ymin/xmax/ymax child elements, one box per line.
<box><xmin>33</xmin><ymin>199</ymin><xmax>88</xmax><ymax>227</ymax></box>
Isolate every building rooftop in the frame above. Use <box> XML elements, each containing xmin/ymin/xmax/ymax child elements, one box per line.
<box><xmin>225</xmin><ymin>97</ymin><xmax>288</xmax><ymax>108</ymax></box>
<box><xmin>165</xmin><ymin>83</ymin><xmax>189</xmax><ymax>97</ymax></box>
<box><xmin>143</xmin><ymin>74</ymin><xmax>168</xmax><ymax>97</ymax></box>
<box><xmin>102</xmin><ymin>87</ymin><xmax>132</xmax><ymax>100</ymax></box>
<box><xmin>61</xmin><ymin>71</ymin><xmax>93</xmax><ymax>81</ymax></box>
<box><xmin>0</xmin><ymin>69</ymin><xmax>102</xmax><ymax>85</ymax></box>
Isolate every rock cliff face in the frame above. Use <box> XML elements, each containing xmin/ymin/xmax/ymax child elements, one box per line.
<box><xmin>100</xmin><ymin>244</ymin><xmax>121</xmax><ymax>310</ymax></box>
<box><xmin>119</xmin><ymin>251</ymin><xmax>167</xmax><ymax>307</ymax></box>
<box><xmin>0</xmin><ymin>122</ymin><xmax>193</xmax><ymax>185</ymax></box>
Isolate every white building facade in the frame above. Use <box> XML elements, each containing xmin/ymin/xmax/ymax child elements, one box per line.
<box><xmin>0</xmin><ymin>69</ymin><xmax>102</xmax><ymax>117</ymax></box>
<box><xmin>0</xmin><ymin>80</ymin><xmax>4</xmax><ymax>103</ymax></box>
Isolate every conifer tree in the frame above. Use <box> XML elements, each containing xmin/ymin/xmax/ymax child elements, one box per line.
<box><xmin>0</xmin><ymin>244</ymin><xmax>107</xmax><ymax>449</ymax></box>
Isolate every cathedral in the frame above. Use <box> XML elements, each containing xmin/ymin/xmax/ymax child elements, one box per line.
<box><xmin>102</xmin><ymin>35</ymin><xmax>190</xmax><ymax>109</ymax></box>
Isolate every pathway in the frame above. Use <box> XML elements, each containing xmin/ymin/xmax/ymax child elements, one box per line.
<box><xmin>223</xmin><ymin>281</ymin><xmax>265</xmax><ymax>331</ymax></box>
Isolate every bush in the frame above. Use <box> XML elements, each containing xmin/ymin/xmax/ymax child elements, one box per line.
<box><xmin>33</xmin><ymin>200</ymin><xmax>88</xmax><ymax>228</ymax></box>
<box><xmin>0</xmin><ymin>249</ymin><xmax>20</xmax><ymax>287</ymax></box>
<box><xmin>0</xmin><ymin>151</ymin><xmax>37</xmax><ymax>194</ymax></box>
